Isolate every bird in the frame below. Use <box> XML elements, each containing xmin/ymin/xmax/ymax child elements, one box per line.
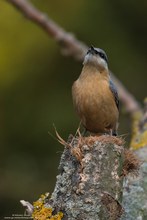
<box><xmin>72</xmin><ymin>46</ymin><xmax>119</xmax><ymax>136</ymax></box>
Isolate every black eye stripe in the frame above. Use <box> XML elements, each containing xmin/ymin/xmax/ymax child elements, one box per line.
<box><xmin>99</xmin><ymin>52</ymin><xmax>105</xmax><ymax>58</ymax></box>
<box><xmin>96</xmin><ymin>51</ymin><xmax>108</xmax><ymax>63</ymax></box>
<box><xmin>87</xmin><ymin>49</ymin><xmax>91</xmax><ymax>54</ymax></box>
<box><xmin>86</xmin><ymin>47</ymin><xmax>108</xmax><ymax>63</ymax></box>
<box><xmin>94</xmin><ymin>50</ymin><xmax>99</xmax><ymax>55</ymax></box>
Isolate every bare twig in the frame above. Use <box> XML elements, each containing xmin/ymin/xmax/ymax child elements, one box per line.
<box><xmin>20</xmin><ymin>200</ymin><xmax>34</xmax><ymax>215</ymax></box>
<box><xmin>6</xmin><ymin>0</ymin><xmax>141</xmax><ymax>114</ymax></box>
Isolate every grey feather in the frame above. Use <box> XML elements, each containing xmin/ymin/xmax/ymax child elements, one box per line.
<box><xmin>109</xmin><ymin>80</ymin><xmax>119</xmax><ymax>110</ymax></box>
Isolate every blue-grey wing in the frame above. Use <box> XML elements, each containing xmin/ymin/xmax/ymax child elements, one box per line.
<box><xmin>109</xmin><ymin>80</ymin><xmax>119</xmax><ymax>110</ymax></box>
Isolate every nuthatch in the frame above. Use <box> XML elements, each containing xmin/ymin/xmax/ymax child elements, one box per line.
<box><xmin>72</xmin><ymin>46</ymin><xmax>119</xmax><ymax>135</ymax></box>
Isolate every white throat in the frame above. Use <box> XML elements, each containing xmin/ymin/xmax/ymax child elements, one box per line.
<box><xmin>83</xmin><ymin>54</ymin><xmax>108</xmax><ymax>71</ymax></box>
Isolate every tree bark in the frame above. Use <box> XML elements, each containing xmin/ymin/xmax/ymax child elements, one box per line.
<box><xmin>47</xmin><ymin>135</ymin><xmax>124</xmax><ymax>220</ymax></box>
<box><xmin>121</xmin><ymin>147</ymin><xmax>147</xmax><ymax>220</ymax></box>
<box><xmin>121</xmin><ymin>100</ymin><xmax>147</xmax><ymax>219</ymax></box>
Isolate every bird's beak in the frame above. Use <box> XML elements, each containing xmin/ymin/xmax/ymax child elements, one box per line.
<box><xmin>89</xmin><ymin>45</ymin><xmax>95</xmax><ymax>54</ymax></box>
<box><xmin>90</xmin><ymin>45</ymin><xmax>95</xmax><ymax>51</ymax></box>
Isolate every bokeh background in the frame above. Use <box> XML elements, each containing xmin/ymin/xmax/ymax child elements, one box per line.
<box><xmin>0</xmin><ymin>0</ymin><xmax>147</xmax><ymax>217</ymax></box>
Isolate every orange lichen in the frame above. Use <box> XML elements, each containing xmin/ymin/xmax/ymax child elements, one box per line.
<box><xmin>130</xmin><ymin>110</ymin><xmax>147</xmax><ymax>150</ymax></box>
<box><xmin>32</xmin><ymin>193</ymin><xmax>63</xmax><ymax>220</ymax></box>
<box><xmin>131</xmin><ymin>130</ymin><xmax>147</xmax><ymax>150</ymax></box>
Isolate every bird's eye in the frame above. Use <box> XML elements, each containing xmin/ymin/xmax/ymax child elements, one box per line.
<box><xmin>97</xmin><ymin>51</ymin><xmax>108</xmax><ymax>63</ymax></box>
<box><xmin>99</xmin><ymin>52</ymin><xmax>105</xmax><ymax>59</ymax></box>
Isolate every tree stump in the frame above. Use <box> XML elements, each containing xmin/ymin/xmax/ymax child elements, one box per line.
<box><xmin>48</xmin><ymin>135</ymin><xmax>124</xmax><ymax>220</ymax></box>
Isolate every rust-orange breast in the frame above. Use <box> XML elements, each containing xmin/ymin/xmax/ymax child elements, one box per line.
<box><xmin>72</xmin><ymin>68</ymin><xmax>119</xmax><ymax>133</ymax></box>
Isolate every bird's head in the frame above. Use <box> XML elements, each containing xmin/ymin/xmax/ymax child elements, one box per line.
<box><xmin>83</xmin><ymin>46</ymin><xmax>108</xmax><ymax>71</ymax></box>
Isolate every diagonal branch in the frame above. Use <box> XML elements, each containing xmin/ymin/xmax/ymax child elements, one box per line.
<box><xmin>6</xmin><ymin>0</ymin><xmax>87</xmax><ymax>60</ymax></box>
<box><xmin>6</xmin><ymin>0</ymin><xmax>141</xmax><ymax>114</ymax></box>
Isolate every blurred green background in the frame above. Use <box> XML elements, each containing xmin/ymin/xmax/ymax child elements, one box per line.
<box><xmin>0</xmin><ymin>0</ymin><xmax>147</xmax><ymax>217</ymax></box>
